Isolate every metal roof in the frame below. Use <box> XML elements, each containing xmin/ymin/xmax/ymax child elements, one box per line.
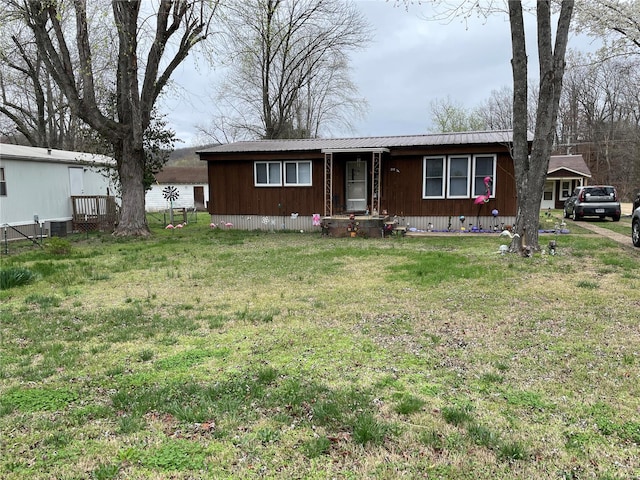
<box><xmin>0</xmin><ymin>143</ymin><xmax>116</xmax><ymax>166</ymax></box>
<box><xmin>197</xmin><ymin>130</ymin><xmax>522</xmax><ymax>154</ymax></box>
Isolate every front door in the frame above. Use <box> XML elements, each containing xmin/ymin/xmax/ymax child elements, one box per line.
<box><xmin>346</xmin><ymin>161</ymin><xmax>367</xmax><ymax>211</ymax></box>
<box><xmin>69</xmin><ymin>167</ymin><xmax>84</xmax><ymax>196</ymax></box>
<box><xmin>541</xmin><ymin>180</ymin><xmax>555</xmax><ymax>210</ymax></box>
<box><xmin>194</xmin><ymin>186</ymin><xmax>205</xmax><ymax>210</ymax></box>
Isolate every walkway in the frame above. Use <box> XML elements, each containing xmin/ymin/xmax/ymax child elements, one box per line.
<box><xmin>568</xmin><ymin>219</ymin><xmax>632</xmax><ymax>247</ymax></box>
<box><xmin>567</xmin><ymin>202</ymin><xmax>634</xmax><ymax>248</ymax></box>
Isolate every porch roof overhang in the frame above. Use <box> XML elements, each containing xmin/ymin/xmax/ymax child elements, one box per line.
<box><xmin>547</xmin><ymin>167</ymin><xmax>592</xmax><ymax>178</ymax></box>
<box><xmin>321</xmin><ymin>147</ymin><xmax>389</xmax><ymax>154</ymax></box>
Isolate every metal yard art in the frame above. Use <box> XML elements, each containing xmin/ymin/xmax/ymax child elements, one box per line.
<box><xmin>162</xmin><ymin>186</ymin><xmax>180</xmax><ymax>227</ymax></box>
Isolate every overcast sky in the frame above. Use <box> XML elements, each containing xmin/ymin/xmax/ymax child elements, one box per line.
<box><xmin>162</xmin><ymin>0</ymin><xmax>592</xmax><ymax>146</ymax></box>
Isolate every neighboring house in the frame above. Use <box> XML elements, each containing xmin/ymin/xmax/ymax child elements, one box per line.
<box><xmin>198</xmin><ymin>130</ymin><xmax>529</xmax><ymax>233</ymax></box>
<box><xmin>145</xmin><ymin>166</ymin><xmax>209</xmax><ymax>212</ymax></box>
<box><xmin>0</xmin><ymin>143</ymin><xmax>117</xmax><ymax>240</ymax></box>
<box><xmin>542</xmin><ymin>154</ymin><xmax>591</xmax><ymax>210</ymax></box>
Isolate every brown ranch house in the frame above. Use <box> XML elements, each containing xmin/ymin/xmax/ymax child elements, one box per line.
<box><xmin>197</xmin><ymin>130</ymin><xmax>534</xmax><ymax>236</ymax></box>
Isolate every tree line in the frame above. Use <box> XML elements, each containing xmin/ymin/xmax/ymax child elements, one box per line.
<box><xmin>428</xmin><ymin>50</ymin><xmax>640</xmax><ymax>200</ymax></box>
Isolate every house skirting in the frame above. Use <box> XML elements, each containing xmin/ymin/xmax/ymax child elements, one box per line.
<box><xmin>2</xmin><ymin>220</ymin><xmax>70</xmax><ymax>242</ymax></box>
<box><xmin>208</xmin><ymin>214</ymin><xmax>516</xmax><ymax>234</ymax></box>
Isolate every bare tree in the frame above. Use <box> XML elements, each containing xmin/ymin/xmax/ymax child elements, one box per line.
<box><xmin>0</xmin><ymin>21</ymin><xmax>73</xmax><ymax>148</ymax></box>
<box><xmin>209</xmin><ymin>0</ymin><xmax>371</xmax><ymax>140</ymax></box>
<box><xmin>474</xmin><ymin>86</ymin><xmax>514</xmax><ymax>131</ymax></box>
<box><xmin>430</xmin><ymin>85</ymin><xmax>539</xmax><ymax>133</ymax></box>
<box><xmin>4</xmin><ymin>0</ymin><xmax>219</xmax><ymax>236</ymax></box>
<box><xmin>557</xmin><ymin>51</ymin><xmax>640</xmax><ymax>197</ymax></box>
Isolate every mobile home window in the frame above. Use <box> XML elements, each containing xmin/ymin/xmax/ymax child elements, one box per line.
<box><xmin>423</xmin><ymin>156</ymin><xmax>445</xmax><ymax>198</ymax></box>
<box><xmin>447</xmin><ymin>155</ymin><xmax>470</xmax><ymax>198</ymax></box>
<box><xmin>284</xmin><ymin>161</ymin><xmax>312</xmax><ymax>186</ymax></box>
<box><xmin>472</xmin><ymin>155</ymin><xmax>496</xmax><ymax>197</ymax></box>
<box><xmin>254</xmin><ymin>162</ymin><xmax>281</xmax><ymax>186</ymax></box>
<box><xmin>560</xmin><ymin>181</ymin><xmax>571</xmax><ymax>199</ymax></box>
<box><xmin>0</xmin><ymin>168</ymin><xmax>6</xmax><ymax>196</ymax></box>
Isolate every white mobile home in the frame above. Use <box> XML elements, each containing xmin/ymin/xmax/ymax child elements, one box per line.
<box><xmin>0</xmin><ymin>143</ymin><xmax>117</xmax><ymax>240</ymax></box>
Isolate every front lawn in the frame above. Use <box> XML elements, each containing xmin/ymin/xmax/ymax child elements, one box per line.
<box><xmin>1</xmin><ymin>220</ymin><xmax>639</xmax><ymax>479</ymax></box>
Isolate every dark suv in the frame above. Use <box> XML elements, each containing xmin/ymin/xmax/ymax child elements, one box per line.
<box><xmin>563</xmin><ymin>185</ymin><xmax>621</xmax><ymax>222</ymax></box>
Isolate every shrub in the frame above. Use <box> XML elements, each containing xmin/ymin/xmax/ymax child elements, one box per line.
<box><xmin>0</xmin><ymin>267</ymin><xmax>38</xmax><ymax>290</ymax></box>
<box><xmin>46</xmin><ymin>237</ymin><xmax>72</xmax><ymax>255</ymax></box>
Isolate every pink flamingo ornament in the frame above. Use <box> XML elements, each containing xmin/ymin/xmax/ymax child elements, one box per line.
<box><xmin>474</xmin><ymin>176</ymin><xmax>493</xmax><ymax>230</ymax></box>
<box><xmin>474</xmin><ymin>176</ymin><xmax>493</xmax><ymax>204</ymax></box>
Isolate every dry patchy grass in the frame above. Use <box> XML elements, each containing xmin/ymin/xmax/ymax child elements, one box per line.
<box><xmin>1</xmin><ymin>221</ymin><xmax>639</xmax><ymax>479</ymax></box>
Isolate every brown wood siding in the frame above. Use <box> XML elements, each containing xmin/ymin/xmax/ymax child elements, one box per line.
<box><xmin>381</xmin><ymin>149</ymin><xmax>516</xmax><ymax>217</ymax></box>
<box><xmin>203</xmin><ymin>144</ymin><xmax>517</xmax><ymax>217</ymax></box>
<box><xmin>207</xmin><ymin>157</ymin><xmax>325</xmax><ymax>215</ymax></box>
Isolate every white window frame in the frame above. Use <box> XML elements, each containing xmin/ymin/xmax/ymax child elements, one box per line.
<box><xmin>447</xmin><ymin>155</ymin><xmax>471</xmax><ymax>198</ymax></box>
<box><xmin>472</xmin><ymin>154</ymin><xmax>497</xmax><ymax>198</ymax></box>
<box><xmin>422</xmin><ymin>156</ymin><xmax>446</xmax><ymax>199</ymax></box>
<box><xmin>284</xmin><ymin>161</ymin><xmax>312</xmax><ymax>186</ymax></box>
<box><xmin>254</xmin><ymin>161</ymin><xmax>282</xmax><ymax>186</ymax></box>
<box><xmin>560</xmin><ymin>180</ymin><xmax>571</xmax><ymax>200</ymax></box>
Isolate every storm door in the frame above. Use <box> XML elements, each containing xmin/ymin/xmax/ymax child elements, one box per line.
<box><xmin>541</xmin><ymin>180</ymin><xmax>555</xmax><ymax>210</ymax></box>
<box><xmin>69</xmin><ymin>167</ymin><xmax>84</xmax><ymax>195</ymax></box>
<box><xmin>345</xmin><ymin>160</ymin><xmax>367</xmax><ymax>211</ymax></box>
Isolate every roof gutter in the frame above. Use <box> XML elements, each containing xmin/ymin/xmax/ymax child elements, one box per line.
<box><xmin>321</xmin><ymin>147</ymin><xmax>390</xmax><ymax>154</ymax></box>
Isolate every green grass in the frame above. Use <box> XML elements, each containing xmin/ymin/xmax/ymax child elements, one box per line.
<box><xmin>0</xmin><ymin>266</ymin><xmax>38</xmax><ymax>289</ymax></box>
<box><xmin>0</xmin><ymin>217</ymin><xmax>639</xmax><ymax>479</ymax></box>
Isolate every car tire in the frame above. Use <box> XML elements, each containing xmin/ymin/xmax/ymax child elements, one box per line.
<box><xmin>563</xmin><ymin>208</ymin><xmax>569</xmax><ymax>219</ymax></box>
<box><xmin>633</xmin><ymin>219</ymin><xmax>640</xmax><ymax>247</ymax></box>
<box><xmin>572</xmin><ymin>210</ymin><xmax>578</xmax><ymax>221</ymax></box>
<box><xmin>612</xmin><ymin>215</ymin><xmax>620</xmax><ymax>222</ymax></box>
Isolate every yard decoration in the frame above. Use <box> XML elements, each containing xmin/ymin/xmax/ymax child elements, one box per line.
<box><xmin>472</xmin><ymin>177</ymin><xmax>493</xmax><ymax>230</ymax></box>
<box><xmin>162</xmin><ymin>185</ymin><xmax>180</xmax><ymax>226</ymax></box>
<box><xmin>474</xmin><ymin>176</ymin><xmax>493</xmax><ymax>205</ymax></box>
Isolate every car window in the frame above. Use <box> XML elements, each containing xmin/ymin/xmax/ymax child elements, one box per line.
<box><xmin>585</xmin><ymin>187</ymin><xmax>614</xmax><ymax>197</ymax></box>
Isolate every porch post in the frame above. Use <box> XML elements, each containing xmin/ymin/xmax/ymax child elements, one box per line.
<box><xmin>324</xmin><ymin>152</ymin><xmax>333</xmax><ymax>216</ymax></box>
<box><xmin>371</xmin><ymin>151</ymin><xmax>381</xmax><ymax>214</ymax></box>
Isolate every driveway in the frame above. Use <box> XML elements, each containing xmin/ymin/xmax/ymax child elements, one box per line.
<box><xmin>567</xmin><ymin>203</ymin><xmax>633</xmax><ymax>247</ymax></box>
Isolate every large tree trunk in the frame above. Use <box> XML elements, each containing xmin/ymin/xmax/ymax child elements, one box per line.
<box><xmin>509</xmin><ymin>0</ymin><xmax>573</xmax><ymax>254</ymax></box>
<box><xmin>113</xmin><ymin>139</ymin><xmax>149</xmax><ymax>236</ymax></box>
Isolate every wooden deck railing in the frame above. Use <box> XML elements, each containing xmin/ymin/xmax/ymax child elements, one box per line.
<box><xmin>71</xmin><ymin>196</ymin><xmax>119</xmax><ymax>232</ymax></box>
